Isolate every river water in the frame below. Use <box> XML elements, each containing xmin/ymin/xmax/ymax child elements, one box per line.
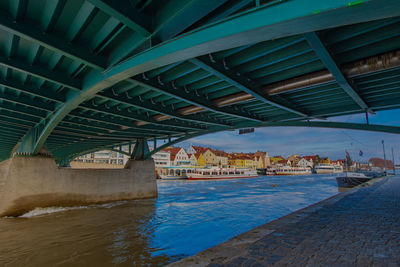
<box><xmin>0</xmin><ymin>174</ymin><xmax>339</xmax><ymax>266</ymax></box>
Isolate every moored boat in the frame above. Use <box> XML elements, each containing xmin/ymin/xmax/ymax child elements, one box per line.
<box><xmin>336</xmin><ymin>172</ymin><xmax>372</xmax><ymax>188</ymax></box>
<box><xmin>274</xmin><ymin>166</ymin><xmax>312</xmax><ymax>175</ymax></box>
<box><xmin>158</xmin><ymin>166</ymin><xmax>194</xmax><ymax>180</ymax></box>
<box><xmin>187</xmin><ymin>167</ymin><xmax>258</xmax><ymax>180</ymax></box>
<box><xmin>315</xmin><ymin>164</ymin><xmax>335</xmax><ymax>174</ymax></box>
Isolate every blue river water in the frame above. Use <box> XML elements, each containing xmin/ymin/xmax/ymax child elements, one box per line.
<box><xmin>0</xmin><ymin>174</ymin><xmax>339</xmax><ymax>266</ymax></box>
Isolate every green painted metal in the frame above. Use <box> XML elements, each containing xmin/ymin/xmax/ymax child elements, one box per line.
<box><xmin>131</xmin><ymin>76</ymin><xmax>263</xmax><ymax>122</ymax></box>
<box><xmin>0</xmin><ymin>54</ymin><xmax>81</xmax><ymax>90</ymax></box>
<box><xmin>105</xmin><ymin>0</ymin><xmax>399</xmax><ymax>80</ymax></box>
<box><xmin>86</xmin><ymin>0</ymin><xmax>152</xmax><ymax>37</ymax></box>
<box><xmin>131</xmin><ymin>138</ymin><xmax>150</xmax><ymax>160</ymax></box>
<box><xmin>0</xmin><ymin>8</ymin><xmax>106</xmax><ymax>70</ymax></box>
<box><xmin>0</xmin><ymin>0</ymin><xmax>399</xmax><ymax>162</ymax></box>
<box><xmin>98</xmin><ymin>88</ymin><xmax>234</xmax><ymax>125</ymax></box>
<box><xmin>189</xmin><ymin>57</ymin><xmax>309</xmax><ymax>117</ymax></box>
<box><xmin>58</xmin><ymin>158</ymin><xmax>71</xmax><ymax>168</ymax></box>
<box><xmin>304</xmin><ymin>32</ymin><xmax>369</xmax><ymax>110</ymax></box>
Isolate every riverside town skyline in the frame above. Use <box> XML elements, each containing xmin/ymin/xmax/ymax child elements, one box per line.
<box><xmin>179</xmin><ymin>109</ymin><xmax>400</xmax><ymax>161</ymax></box>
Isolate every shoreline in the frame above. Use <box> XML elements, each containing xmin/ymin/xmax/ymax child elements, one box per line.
<box><xmin>169</xmin><ymin>177</ymin><xmax>386</xmax><ymax>266</ymax></box>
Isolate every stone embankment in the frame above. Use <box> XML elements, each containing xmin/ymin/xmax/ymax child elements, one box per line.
<box><xmin>171</xmin><ymin>176</ymin><xmax>400</xmax><ymax>266</ymax></box>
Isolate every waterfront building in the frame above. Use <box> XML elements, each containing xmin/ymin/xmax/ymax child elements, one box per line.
<box><xmin>187</xmin><ymin>145</ymin><xmax>208</xmax><ymax>155</ymax></box>
<box><xmin>320</xmin><ymin>157</ymin><xmax>331</xmax><ymax>164</ymax></box>
<box><xmin>276</xmin><ymin>159</ymin><xmax>292</xmax><ymax>167</ymax></box>
<box><xmin>213</xmin><ymin>150</ymin><xmax>229</xmax><ymax>167</ymax></box>
<box><xmin>244</xmin><ymin>157</ymin><xmax>255</xmax><ymax>169</ymax></box>
<box><xmin>188</xmin><ymin>154</ymin><xmax>198</xmax><ymax>166</ymax></box>
<box><xmin>270</xmin><ymin>156</ymin><xmax>286</xmax><ymax>165</ymax></box>
<box><xmin>297</xmin><ymin>157</ymin><xmax>313</xmax><ymax>168</ymax></box>
<box><xmin>152</xmin><ymin>150</ymin><xmax>171</xmax><ymax>167</ymax></box>
<box><xmin>194</xmin><ymin>152</ymin><xmax>206</xmax><ymax>167</ymax></box>
<box><xmin>288</xmin><ymin>154</ymin><xmax>301</xmax><ymax>166</ymax></box>
<box><xmin>228</xmin><ymin>153</ymin><xmax>255</xmax><ymax>169</ymax></box>
<box><xmin>254</xmin><ymin>151</ymin><xmax>271</xmax><ymax>168</ymax></box>
<box><xmin>303</xmin><ymin>156</ymin><xmax>317</xmax><ymax>167</ymax></box>
<box><xmin>253</xmin><ymin>155</ymin><xmax>264</xmax><ymax>169</ymax></box>
<box><xmin>76</xmin><ymin>149</ymin><xmax>129</xmax><ymax>165</ymax></box>
<box><xmin>228</xmin><ymin>155</ymin><xmax>245</xmax><ymax>168</ymax></box>
<box><xmin>163</xmin><ymin>147</ymin><xmax>190</xmax><ymax>166</ymax></box>
<box><xmin>203</xmin><ymin>149</ymin><xmax>218</xmax><ymax>166</ymax></box>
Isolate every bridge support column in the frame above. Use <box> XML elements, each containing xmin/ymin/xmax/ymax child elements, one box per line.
<box><xmin>0</xmin><ymin>143</ymin><xmax>157</xmax><ymax>217</ymax></box>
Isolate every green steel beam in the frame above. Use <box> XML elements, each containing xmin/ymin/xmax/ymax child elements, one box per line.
<box><xmin>130</xmin><ymin>76</ymin><xmax>264</xmax><ymax>122</ymax></box>
<box><xmin>80</xmin><ymin>102</ymin><xmax>208</xmax><ymax>131</ymax></box>
<box><xmin>98</xmin><ymin>89</ymin><xmax>234</xmax><ymax>125</ymax></box>
<box><xmin>86</xmin><ymin>0</ymin><xmax>152</xmax><ymax>37</ymax></box>
<box><xmin>0</xmin><ymin>8</ymin><xmax>106</xmax><ymax>70</ymax></box>
<box><xmin>105</xmin><ymin>0</ymin><xmax>230</xmax><ymax>66</ymax></box>
<box><xmin>303</xmin><ymin>32</ymin><xmax>369</xmax><ymax>110</ymax></box>
<box><xmin>14</xmin><ymin>0</ymin><xmax>400</xmax><ymax>155</ymax></box>
<box><xmin>0</xmin><ymin>54</ymin><xmax>81</xmax><ymax>90</ymax></box>
<box><xmin>106</xmin><ymin>0</ymin><xmax>400</xmax><ymax>81</ymax></box>
<box><xmin>60</xmin><ymin>118</ymin><xmax>165</xmax><ymax>137</ymax></box>
<box><xmin>154</xmin><ymin>0</ymin><xmax>229</xmax><ymax>41</ymax></box>
<box><xmin>68</xmin><ymin>110</ymin><xmax>184</xmax><ymax>134</ymax></box>
<box><xmin>0</xmin><ymin>101</ymin><xmax>47</xmax><ymax>119</ymax></box>
<box><xmin>0</xmin><ymin>91</ymin><xmax>55</xmax><ymax>112</ymax></box>
<box><xmin>0</xmin><ymin>77</ymin><xmax>65</xmax><ymax>103</ymax></box>
<box><xmin>189</xmin><ymin>57</ymin><xmax>309</xmax><ymax>117</ymax></box>
<box><xmin>130</xmin><ymin>138</ymin><xmax>149</xmax><ymax>160</ymax></box>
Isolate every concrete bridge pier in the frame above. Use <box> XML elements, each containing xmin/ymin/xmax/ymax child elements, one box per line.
<box><xmin>0</xmin><ymin>140</ymin><xmax>157</xmax><ymax>217</ymax></box>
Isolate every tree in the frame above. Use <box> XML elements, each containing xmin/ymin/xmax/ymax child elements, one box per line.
<box><xmin>369</xmin><ymin>158</ymin><xmax>394</xmax><ymax>169</ymax></box>
<box><xmin>315</xmin><ymin>155</ymin><xmax>321</xmax><ymax>165</ymax></box>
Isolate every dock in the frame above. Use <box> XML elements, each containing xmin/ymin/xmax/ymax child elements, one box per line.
<box><xmin>170</xmin><ymin>176</ymin><xmax>400</xmax><ymax>266</ymax></box>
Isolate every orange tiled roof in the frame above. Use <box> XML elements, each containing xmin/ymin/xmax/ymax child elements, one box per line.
<box><xmin>162</xmin><ymin>147</ymin><xmax>181</xmax><ymax>156</ymax></box>
<box><xmin>303</xmin><ymin>155</ymin><xmax>316</xmax><ymax>161</ymax></box>
<box><xmin>192</xmin><ymin>146</ymin><xmax>209</xmax><ymax>153</ymax></box>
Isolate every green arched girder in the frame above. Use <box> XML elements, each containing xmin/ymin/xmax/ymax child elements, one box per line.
<box><xmin>15</xmin><ymin>0</ymin><xmax>400</xmax><ymax>155</ymax></box>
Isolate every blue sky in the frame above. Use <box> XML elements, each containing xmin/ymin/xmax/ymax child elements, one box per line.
<box><xmin>177</xmin><ymin>109</ymin><xmax>400</xmax><ymax>162</ymax></box>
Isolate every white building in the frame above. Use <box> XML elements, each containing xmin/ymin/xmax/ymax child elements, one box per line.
<box><xmin>297</xmin><ymin>158</ymin><xmax>313</xmax><ymax>168</ymax></box>
<box><xmin>163</xmin><ymin>147</ymin><xmax>190</xmax><ymax>166</ymax></box>
<box><xmin>152</xmin><ymin>151</ymin><xmax>171</xmax><ymax>167</ymax></box>
<box><xmin>76</xmin><ymin>146</ymin><xmax>130</xmax><ymax>165</ymax></box>
<box><xmin>187</xmin><ymin>153</ymin><xmax>198</xmax><ymax>166</ymax></box>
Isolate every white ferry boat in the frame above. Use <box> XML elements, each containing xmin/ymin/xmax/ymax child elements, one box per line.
<box><xmin>158</xmin><ymin>166</ymin><xmax>194</xmax><ymax>180</ymax></box>
<box><xmin>265</xmin><ymin>168</ymin><xmax>277</xmax><ymax>176</ymax></box>
<box><xmin>315</xmin><ymin>164</ymin><xmax>343</xmax><ymax>174</ymax></box>
<box><xmin>275</xmin><ymin>166</ymin><xmax>312</xmax><ymax>175</ymax></box>
<box><xmin>187</xmin><ymin>167</ymin><xmax>258</xmax><ymax>180</ymax></box>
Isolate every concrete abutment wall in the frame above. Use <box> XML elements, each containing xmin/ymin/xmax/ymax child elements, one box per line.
<box><xmin>0</xmin><ymin>156</ymin><xmax>157</xmax><ymax>217</ymax></box>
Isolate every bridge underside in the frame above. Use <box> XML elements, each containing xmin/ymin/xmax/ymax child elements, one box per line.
<box><xmin>0</xmin><ymin>0</ymin><xmax>399</xmax><ymax>163</ymax></box>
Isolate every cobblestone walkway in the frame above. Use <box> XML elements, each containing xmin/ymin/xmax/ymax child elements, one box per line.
<box><xmin>171</xmin><ymin>177</ymin><xmax>400</xmax><ymax>267</ymax></box>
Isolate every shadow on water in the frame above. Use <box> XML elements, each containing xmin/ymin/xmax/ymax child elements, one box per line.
<box><xmin>0</xmin><ymin>174</ymin><xmax>339</xmax><ymax>266</ymax></box>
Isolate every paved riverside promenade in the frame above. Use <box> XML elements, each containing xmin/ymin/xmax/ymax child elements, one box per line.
<box><xmin>171</xmin><ymin>176</ymin><xmax>400</xmax><ymax>267</ymax></box>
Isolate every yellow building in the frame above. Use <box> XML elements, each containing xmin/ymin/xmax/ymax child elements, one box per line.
<box><xmin>244</xmin><ymin>158</ymin><xmax>255</xmax><ymax>169</ymax></box>
<box><xmin>213</xmin><ymin>150</ymin><xmax>229</xmax><ymax>167</ymax></box>
<box><xmin>228</xmin><ymin>158</ymin><xmax>245</xmax><ymax>167</ymax></box>
<box><xmin>320</xmin><ymin>157</ymin><xmax>331</xmax><ymax>164</ymax></box>
<box><xmin>228</xmin><ymin>154</ymin><xmax>255</xmax><ymax>169</ymax></box>
<box><xmin>288</xmin><ymin>154</ymin><xmax>300</xmax><ymax>166</ymax></box>
<box><xmin>203</xmin><ymin>149</ymin><xmax>218</xmax><ymax>166</ymax></box>
<box><xmin>194</xmin><ymin>152</ymin><xmax>206</xmax><ymax>166</ymax></box>
<box><xmin>254</xmin><ymin>156</ymin><xmax>264</xmax><ymax>169</ymax></box>
<box><xmin>270</xmin><ymin>156</ymin><xmax>285</xmax><ymax>165</ymax></box>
